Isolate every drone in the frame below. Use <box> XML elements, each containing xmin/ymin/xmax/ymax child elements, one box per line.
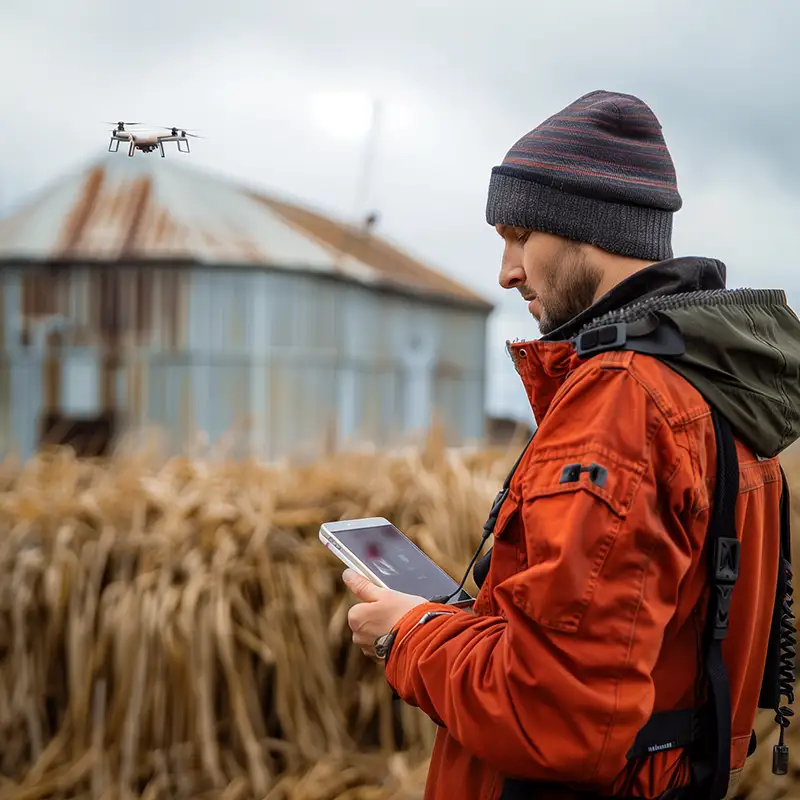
<box><xmin>105</xmin><ymin>121</ymin><xmax>201</xmax><ymax>157</ymax></box>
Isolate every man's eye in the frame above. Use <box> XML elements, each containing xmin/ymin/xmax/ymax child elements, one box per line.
<box><xmin>516</xmin><ymin>231</ymin><xmax>530</xmax><ymax>244</ymax></box>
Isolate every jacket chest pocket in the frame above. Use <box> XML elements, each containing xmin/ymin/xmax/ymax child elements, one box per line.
<box><xmin>511</xmin><ymin>452</ymin><xmax>641</xmax><ymax>632</ymax></box>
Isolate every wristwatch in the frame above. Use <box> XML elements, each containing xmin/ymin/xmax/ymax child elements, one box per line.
<box><xmin>373</xmin><ymin>610</ymin><xmax>455</xmax><ymax>663</ymax></box>
<box><xmin>373</xmin><ymin>630</ymin><xmax>398</xmax><ymax>662</ymax></box>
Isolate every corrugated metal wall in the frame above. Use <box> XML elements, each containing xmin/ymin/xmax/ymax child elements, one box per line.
<box><xmin>0</xmin><ymin>265</ymin><xmax>488</xmax><ymax>460</ymax></box>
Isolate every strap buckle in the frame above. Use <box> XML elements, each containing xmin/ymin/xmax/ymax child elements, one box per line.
<box><xmin>574</xmin><ymin>323</ymin><xmax>626</xmax><ymax>358</ymax></box>
<box><xmin>710</xmin><ymin>537</ymin><xmax>740</xmax><ymax>639</ymax></box>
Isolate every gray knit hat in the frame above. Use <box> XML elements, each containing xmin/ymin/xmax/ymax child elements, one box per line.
<box><xmin>485</xmin><ymin>90</ymin><xmax>683</xmax><ymax>261</ymax></box>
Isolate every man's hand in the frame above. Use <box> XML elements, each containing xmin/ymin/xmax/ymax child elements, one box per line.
<box><xmin>343</xmin><ymin>568</ymin><xmax>426</xmax><ymax>659</ymax></box>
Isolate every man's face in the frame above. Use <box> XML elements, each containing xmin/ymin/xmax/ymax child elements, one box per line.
<box><xmin>496</xmin><ymin>226</ymin><xmax>603</xmax><ymax>336</ymax></box>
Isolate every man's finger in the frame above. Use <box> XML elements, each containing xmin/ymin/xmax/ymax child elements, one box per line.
<box><xmin>347</xmin><ymin>603</ymin><xmax>365</xmax><ymax>632</ymax></box>
<box><xmin>342</xmin><ymin>569</ymin><xmax>384</xmax><ymax>602</ymax></box>
<box><xmin>352</xmin><ymin>627</ymin><xmax>375</xmax><ymax>647</ymax></box>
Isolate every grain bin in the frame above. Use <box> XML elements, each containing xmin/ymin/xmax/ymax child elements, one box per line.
<box><xmin>0</xmin><ymin>157</ymin><xmax>493</xmax><ymax>460</ymax></box>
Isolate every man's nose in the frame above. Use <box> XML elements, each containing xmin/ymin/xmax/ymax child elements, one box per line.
<box><xmin>498</xmin><ymin>250</ymin><xmax>526</xmax><ymax>290</ymax></box>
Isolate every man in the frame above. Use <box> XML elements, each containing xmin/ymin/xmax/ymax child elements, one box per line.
<box><xmin>344</xmin><ymin>90</ymin><xmax>800</xmax><ymax>799</ymax></box>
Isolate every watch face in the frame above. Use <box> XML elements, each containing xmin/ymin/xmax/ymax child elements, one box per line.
<box><xmin>374</xmin><ymin>633</ymin><xmax>393</xmax><ymax>658</ymax></box>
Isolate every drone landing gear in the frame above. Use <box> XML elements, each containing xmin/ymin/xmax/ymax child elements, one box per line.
<box><xmin>159</xmin><ymin>141</ymin><xmax>165</xmax><ymax>158</ymax></box>
<box><xmin>108</xmin><ymin>138</ymin><xmax>120</xmax><ymax>153</ymax></box>
<box><xmin>177</xmin><ymin>139</ymin><xmax>190</xmax><ymax>154</ymax></box>
<box><xmin>128</xmin><ymin>141</ymin><xmax>136</xmax><ymax>157</ymax></box>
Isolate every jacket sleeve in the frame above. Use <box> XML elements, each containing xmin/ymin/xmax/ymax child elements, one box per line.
<box><xmin>383</xmin><ymin>361</ymin><xmax>699</xmax><ymax>787</ymax></box>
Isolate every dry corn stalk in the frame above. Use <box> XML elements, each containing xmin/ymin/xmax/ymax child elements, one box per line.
<box><xmin>0</xmin><ymin>435</ymin><xmax>517</xmax><ymax>799</ymax></box>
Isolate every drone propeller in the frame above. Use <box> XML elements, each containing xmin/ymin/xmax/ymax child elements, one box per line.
<box><xmin>103</xmin><ymin>120</ymin><xmax>144</xmax><ymax>126</ymax></box>
<box><xmin>156</xmin><ymin>125</ymin><xmax>203</xmax><ymax>138</ymax></box>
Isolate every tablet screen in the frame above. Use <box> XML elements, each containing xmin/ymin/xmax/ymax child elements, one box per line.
<box><xmin>335</xmin><ymin>523</ymin><xmax>471</xmax><ymax>602</ymax></box>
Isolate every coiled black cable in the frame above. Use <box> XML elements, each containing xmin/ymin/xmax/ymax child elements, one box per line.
<box><xmin>773</xmin><ymin>558</ymin><xmax>795</xmax><ymax>775</ymax></box>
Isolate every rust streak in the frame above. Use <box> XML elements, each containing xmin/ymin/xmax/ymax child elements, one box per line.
<box><xmin>153</xmin><ymin>207</ymin><xmax>172</xmax><ymax>249</ymax></box>
<box><xmin>119</xmin><ymin>176</ymin><xmax>153</xmax><ymax>259</ymax></box>
<box><xmin>56</xmin><ymin>165</ymin><xmax>105</xmax><ymax>257</ymax></box>
<box><xmin>251</xmin><ymin>193</ymin><xmax>489</xmax><ymax>306</ymax></box>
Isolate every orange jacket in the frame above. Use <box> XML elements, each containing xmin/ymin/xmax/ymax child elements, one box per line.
<box><xmin>384</xmin><ymin>259</ymin><xmax>800</xmax><ymax>799</ymax></box>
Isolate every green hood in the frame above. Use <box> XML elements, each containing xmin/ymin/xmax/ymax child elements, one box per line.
<box><xmin>544</xmin><ymin>257</ymin><xmax>800</xmax><ymax>459</ymax></box>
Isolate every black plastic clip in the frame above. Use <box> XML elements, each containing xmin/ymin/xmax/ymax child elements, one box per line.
<box><xmin>711</xmin><ymin>537</ymin><xmax>740</xmax><ymax>639</ymax></box>
<box><xmin>713</xmin><ymin>537</ymin><xmax>741</xmax><ymax>583</ymax></box>
<box><xmin>574</xmin><ymin>323</ymin><xmax>626</xmax><ymax>359</ymax></box>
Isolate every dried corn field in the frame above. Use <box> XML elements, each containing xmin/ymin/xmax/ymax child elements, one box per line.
<box><xmin>1</xmin><ymin>434</ymin><xmax>799</xmax><ymax>800</ymax></box>
<box><xmin>0</xmin><ymin>429</ymin><xmax>518</xmax><ymax>800</ymax></box>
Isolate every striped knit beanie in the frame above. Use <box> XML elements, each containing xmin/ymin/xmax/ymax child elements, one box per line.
<box><xmin>486</xmin><ymin>90</ymin><xmax>683</xmax><ymax>261</ymax></box>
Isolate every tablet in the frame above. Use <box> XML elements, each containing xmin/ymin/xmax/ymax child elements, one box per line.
<box><xmin>319</xmin><ymin>516</ymin><xmax>473</xmax><ymax>606</ymax></box>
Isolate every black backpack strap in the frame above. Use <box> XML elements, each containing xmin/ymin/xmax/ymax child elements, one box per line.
<box><xmin>696</xmin><ymin>409</ymin><xmax>740</xmax><ymax>799</ymax></box>
<box><xmin>626</xmin><ymin>411</ymin><xmax>740</xmax><ymax>798</ymax></box>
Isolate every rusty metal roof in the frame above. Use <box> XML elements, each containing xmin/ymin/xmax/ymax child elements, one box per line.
<box><xmin>0</xmin><ymin>156</ymin><xmax>491</xmax><ymax>309</ymax></box>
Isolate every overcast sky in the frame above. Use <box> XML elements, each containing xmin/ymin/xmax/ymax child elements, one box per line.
<box><xmin>1</xmin><ymin>0</ymin><xmax>798</xmax><ymax>423</ymax></box>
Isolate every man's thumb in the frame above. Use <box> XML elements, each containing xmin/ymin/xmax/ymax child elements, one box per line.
<box><xmin>343</xmin><ymin>568</ymin><xmax>384</xmax><ymax>601</ymax></box>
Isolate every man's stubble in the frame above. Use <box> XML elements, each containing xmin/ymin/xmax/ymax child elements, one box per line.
<box><xmin>535</xmin><ymin>242</ymin><xmax>603</xmax><ymax>336</ymax></box>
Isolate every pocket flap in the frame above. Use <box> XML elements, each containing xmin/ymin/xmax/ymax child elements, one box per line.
<box><xmin>523</xmin><ymin>452</ymin><xmax>643</xmax><ymax>520</ymax></box>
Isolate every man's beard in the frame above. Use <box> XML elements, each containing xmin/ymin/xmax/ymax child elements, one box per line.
<box><xmin>534</xmin><ymin>243</ymin><xmax>602</xmax><ymax>336</ymax></box>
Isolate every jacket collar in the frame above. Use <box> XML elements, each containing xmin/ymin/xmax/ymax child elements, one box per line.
<box><xmin>507</xmin><ymin>256</ymin><xmax>728</xmax><ymax>422</ymax></box>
